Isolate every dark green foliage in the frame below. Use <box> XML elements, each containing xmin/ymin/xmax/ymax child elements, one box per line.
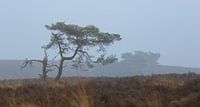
<box><xmin>45</xmin><ymin>22</ymin><xmax>121</xmax><ymax>48</ymax></box>
<box><xmin>96</xmin><ymin>55</ymin><xmax>118</xmax><ymax>65</ymax></box>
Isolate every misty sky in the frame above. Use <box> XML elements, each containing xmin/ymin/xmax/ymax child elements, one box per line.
<box><xmin>0</xmin><ymin>0</ymin><xmax>200</xmax><ymax>68</ymax></box>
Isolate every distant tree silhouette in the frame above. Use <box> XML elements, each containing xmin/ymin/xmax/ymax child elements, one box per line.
<box><xmin>121</xmin><ymin>51</ymin><xmax>160</xmax><ymax>65</ymax></box>
<box><xmin>45</xmin><ymin>22</ymin><xmax>122</xmax><ymax>80</ymax></box>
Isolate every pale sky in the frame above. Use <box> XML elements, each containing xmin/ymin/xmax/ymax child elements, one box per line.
<box><xmin>0</xmin><ymin>0</ymin><xmax>200</xmax><ymax>68</ymax></box>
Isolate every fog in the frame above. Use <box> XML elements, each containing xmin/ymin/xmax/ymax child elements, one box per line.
<box><xmin>0</xmin><ymin>0</ymin><xmax>200</xmax><ymax>68</ymax></box>
<box><xmin>1</xmin><ymin>52</ymin><xmax>200</xmax><ymax>80</ymax></box>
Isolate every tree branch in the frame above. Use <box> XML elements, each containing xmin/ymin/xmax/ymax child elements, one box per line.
<box><xmin>47</xmin><ymin>64</ymin><xmax>59</xmax><ymax>69</ymax></box>
<box><xmin>63</xmin><ymin>46</ymin><xmax>80</xmax><ymax>60</ymax></box>
<box><xmin>20</xmin><ymin>59</ymin><xmax>43</xmax><ymax>69</ymax></box>
<box><xmin>52</xmin><ymin>32</ymin><xmax>64</xmax><ymax>58</ymax></box>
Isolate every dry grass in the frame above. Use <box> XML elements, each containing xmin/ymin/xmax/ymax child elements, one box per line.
<box><xmin>0</xmin><ymin>73</ymin><xmax>199</xmax><ymax>107</ymax></box>
<box><xmin>64</xmin><ymin>83</ymin><xmax>91</xmax><ymax>107</ymax></box>
<box><xmin>19</xmin><ymin>103</ymin><xmax>38</xmax><ymax>107</ymax></box>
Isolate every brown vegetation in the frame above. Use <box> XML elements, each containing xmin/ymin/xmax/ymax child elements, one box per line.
<box><xmin>0</xmin><ymin>73</ymin><xmax>200</xmax><ymax>107</ymax></box>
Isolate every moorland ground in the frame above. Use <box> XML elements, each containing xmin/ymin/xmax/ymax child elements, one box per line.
<box><xmin>0</xmin><ymin>73</ymin><xmax>200</xmax><ymax>107</ymax></box>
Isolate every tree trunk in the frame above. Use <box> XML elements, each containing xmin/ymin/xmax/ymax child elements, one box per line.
<box><xmin>55</xmin><ymin>59</ymin><xmax>64</xmax><ymax>80</ymax></box>
<box><xmin>41</xmin><ymin>55</ymin><xmax>48</xmax><ymax>80</ymax></box>
<box><xmin>42</xmin><ymin>61</ymin><xmax>47</xmax><ymax>80</ymax></box>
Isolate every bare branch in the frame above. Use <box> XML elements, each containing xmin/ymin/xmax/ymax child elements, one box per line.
<box><xmin>47</xmin><ymin>64</ymin><xmax>59</xmax><ymax>69</ymax></box>
<box><xmin>20</xmin><ymin>59</ymin><xmax>43</xmax><ymax>69</ymax></box>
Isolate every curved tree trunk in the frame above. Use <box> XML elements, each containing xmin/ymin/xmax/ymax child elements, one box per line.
<box><xmin>55</xmin><ymin>59</ymin><xmax>64</xmax><ymax>80</ymax></box>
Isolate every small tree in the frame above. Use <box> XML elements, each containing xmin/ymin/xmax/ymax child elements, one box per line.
<box><xmin>21</xmin><ymin>49</ymin><xmax>58</xmax><ymax>80</ymax></box>
<box><xmin>45</xmin><ymin>22</ymin><xmax>122</xmax><ymax>80</ymax></box>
